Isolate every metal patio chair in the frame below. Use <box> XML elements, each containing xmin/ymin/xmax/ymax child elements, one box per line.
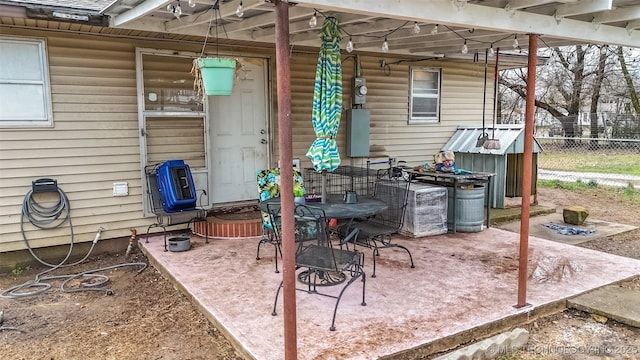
<box><xmin>255</xmin><ymin>168</ymin><xmax>305</xmax><ymax>273</ymax></box>
<box><xmin>271</xmin><ymin>204</ymin><xmax>365</xmax><ymax>331</ymax></box>
<box><xmin>347</xmin><ymin>172</ymin><xmax>415</xmax><ymax>277</ymax></box>
<box><xmin>144</xmin><ymin>162</ymin><xmax>208</xmax><ymax>251</ymax></box>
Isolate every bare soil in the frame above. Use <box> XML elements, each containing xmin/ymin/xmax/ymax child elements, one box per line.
<box><xmin>1</xmin><ymin>187</ymin><xmax>639</xmax><ymax>360</ymax></box>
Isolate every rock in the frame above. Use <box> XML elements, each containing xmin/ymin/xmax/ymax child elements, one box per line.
<box><xmin>590</xmin><ymin>313</ymin><xmax>608</xmax><ymax>323</ymax></box>
<box><xmin>563</xmin><ymin>206</ymin><xmax>589</xmax><ymax>225</ymax></box>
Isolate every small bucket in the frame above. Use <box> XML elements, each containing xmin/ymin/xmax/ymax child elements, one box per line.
<box><xmin>168</xmin><ymin>236</ymin><xmax>191</xmax><ymax>252</ymax></box>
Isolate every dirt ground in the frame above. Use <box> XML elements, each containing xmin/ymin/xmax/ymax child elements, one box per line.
<box><xmin>1</xmin><ymin>187</ymin><xmax>639</xmax><ymax>360</ymax></box>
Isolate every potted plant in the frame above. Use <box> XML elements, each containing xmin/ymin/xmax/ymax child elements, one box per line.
<box><xmin>191</xmin><ymin>57</ymin><xmax>239</xmax><ymax>96</ymax></box>
<box><xmin>293</xmin><ymin>183</ymin><xmax>306</xmax><ymax>205</ymax></box>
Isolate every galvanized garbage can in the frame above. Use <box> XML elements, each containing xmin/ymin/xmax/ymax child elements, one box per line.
<box><xmin>447</xmin><ymin>185</ymin><xmax>485</xmax><ymax>232</ymax></box>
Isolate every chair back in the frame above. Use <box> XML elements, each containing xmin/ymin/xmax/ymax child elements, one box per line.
<box><xmin>293</xmin><ymin>204</ymin><xmax>330</xmax><ymax>245</ymax></box>
<box><xmin>256</xmin><ymin>168</ymin><xmax>305</xmax><ymax>229</ymax></box>
<box><xmin>371</xmin><ymin>178</ymin><xmax>411</xmax><ymax>232</ymax></box>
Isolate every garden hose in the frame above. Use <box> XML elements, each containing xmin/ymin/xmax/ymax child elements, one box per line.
<box><xmin>1</xmin><ymin>181</ymin><xmax>148</xmax><ymax>299</ymax></box>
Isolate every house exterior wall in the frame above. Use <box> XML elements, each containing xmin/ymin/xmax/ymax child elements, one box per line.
<box><xmin>286</xmin><ymin>54</ymin><xmax>492</xmax><ymax>169</ymax></box>
<box><xmin>0</xmin><ymin>24</ymin><xmax>493</xmax><ymax>253</ymax></box>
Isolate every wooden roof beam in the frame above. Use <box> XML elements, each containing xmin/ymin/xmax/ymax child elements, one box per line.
<box><xmin>554</xmin><ymin>0</ymin><xmax>612</xmax><ymax>19</ymax></box>
<box><xmin>165</xmin><ymin>0</ymin><xmax>264</xmax><ymax>31</ymax></box>
<box><xmin>593</xmin><ymin>5</ymin><xmax>640</xmax><ymax>24</ymax></box>
<box><xmin>293</xmin><ymin>0</ymin><xmax>639</xmax><ymax>48</ymax></box>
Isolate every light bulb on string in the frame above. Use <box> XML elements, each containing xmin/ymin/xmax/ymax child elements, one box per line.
<box><xmin>413</xmin><ymin>22</ymin><xmax>421</xmax><ymax>34</ymax></box>
<box><xmin>346</xmin><ymin>38</ymin><xmax>354</xmax><ymax>53</ymax></box>
<box><xmin>166</xmin><ymin>3</ymin><xmax>173</xmax><ymax>12</ymax></box>
<box><xmin>188</xmin><ymin>0</ymin><xmax>196</xmax><ymax>8</ymax></box>
<box><xmin>309</xmin><ymin>11</ymin><xmax>317</xmax><ymax>28</ymax></box>
<box><xmin>489</xmin><ymin>44</ymin><xmax>495</xmax><ymax>56</ymax></box>
<box><xmin>382</xmin><ymin>37</ymin><xmax>389</xmax><ymax>53</ymax></box>
<box><xmin>513</xmin><ymin>35</ymin><xmax>519</xmax><ymax>49</ymax></box>
<box><xmin>461</xmin><ymin>40</ymin><xmax>468</xmax><ymax>54</ymax></box>
<box><xmin>174</xmin><ymin>2</ymin><xmax>182</xmax><ymax>18</ymax></box>
<box><xmin>236</xmin><ymin>1</ymin><xmax>244</xmax><ymax>17</ymax></box>
<box><xmin>431</xmin><ymin>24</ymin><xmax>439</xmax><ymax>35</ymax></box>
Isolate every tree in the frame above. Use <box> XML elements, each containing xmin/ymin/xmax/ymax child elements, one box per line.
<box><xmin>589</xmin><ymin>46</ymin><xmax>607</xmax><ymax>146</ymax></box>
<box><xmin>499</xmin><ymin>45</ymin><xmax>639</xmax><ymax>140</ymax></box>
<box><xmin>615</xmin><ymin>46</ymin><xmax>640</xmax><ymax>138</ymax></box>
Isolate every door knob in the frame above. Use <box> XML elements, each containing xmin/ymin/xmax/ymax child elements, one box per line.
<box><xmin>260</xmin><ymin>129</ymin><xmax>266</xmax><ymax>134</ymax></box>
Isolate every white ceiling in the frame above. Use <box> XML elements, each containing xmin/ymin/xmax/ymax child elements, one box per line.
<box><xmin>99</xmin><ymin>0</ymin><xmax>639</xmax><ymax>57</ymax></box>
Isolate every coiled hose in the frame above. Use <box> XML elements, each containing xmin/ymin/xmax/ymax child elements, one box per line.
<box><xmin>0</xmin><ymin>184</ymin><xmax>147</xmax><ymax>299</ymax></box>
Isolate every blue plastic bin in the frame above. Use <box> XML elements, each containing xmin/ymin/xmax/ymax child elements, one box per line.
<box><xmin>156</xmin><ymin>160</ymin><xmax>197</xmax><ymax>212</ymax></box>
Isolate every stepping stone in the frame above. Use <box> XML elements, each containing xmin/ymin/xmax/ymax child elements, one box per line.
<box><xmin>568</xmin><ymin>285</ymin><xmax>640</xmax><ymax>328</ymax></box>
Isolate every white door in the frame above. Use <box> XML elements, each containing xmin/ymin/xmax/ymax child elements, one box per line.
<box><xmin>209</xmin><ymin>58</ymin><xmax>269</xmax><ymax>203</ymax></box>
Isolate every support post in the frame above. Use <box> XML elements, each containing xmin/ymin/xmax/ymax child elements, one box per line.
<box><xmin>274</xmin><ymin>1</ymin><xmax>297</xmax><ymax>358</ymax></box>
<box><xmin>516</xmin><ymin>34</ymin><xmax>538</xmax><ymax>308</ymax></box>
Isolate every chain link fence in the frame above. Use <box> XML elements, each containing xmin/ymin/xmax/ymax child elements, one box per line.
<box><xmin>535</xmin><ymin>136</ymin><xmax>640</xmax><ymax>189</ymax></box>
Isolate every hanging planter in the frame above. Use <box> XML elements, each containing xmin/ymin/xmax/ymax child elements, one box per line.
<box><xmin>191</xmin><ymin>57</ymin><xmax>238</xmax><ymax>96</ymax></box>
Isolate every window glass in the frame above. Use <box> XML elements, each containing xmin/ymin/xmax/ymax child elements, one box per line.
<box><xmin>410</xmin><ymin>67</ymin><xmax>441</xmax><ymax>123</ymax></box>
<box><xmin>0</xmin><ymin>37</ymin><xmax>52</xmax><ymax>126</ymax></box>
<box><xmin>142</xmin><ymin>54</ymin><xmax>203</xmax><ymax>112</ymax></box>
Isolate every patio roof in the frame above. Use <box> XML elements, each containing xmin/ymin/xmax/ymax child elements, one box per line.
<box><xmin>98</xmin><ymin>0</ymin><xmax>640</xmax><ymax>58</ymax></box>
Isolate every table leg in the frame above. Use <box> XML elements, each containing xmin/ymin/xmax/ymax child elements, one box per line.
<box><xmin>452</xmin><ymin>178</ymin><xmax>457</xmax><ymax>234</ymax></box>
<box><xmin>486</xmin><ymin>176</ymin><xmax>492</xmax><ymax>229</ymax></box>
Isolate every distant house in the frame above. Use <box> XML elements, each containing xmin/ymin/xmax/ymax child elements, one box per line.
<box><xmin>1</xmin><ymin>0</ymin><xmax>638</xmax><ymax>253</ymax></box>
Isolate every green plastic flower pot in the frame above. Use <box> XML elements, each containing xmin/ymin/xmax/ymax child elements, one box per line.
<box><xmin>197</xmin><ymin>58</ymin><xmax>236</xmax><ymax>96</ymax></box>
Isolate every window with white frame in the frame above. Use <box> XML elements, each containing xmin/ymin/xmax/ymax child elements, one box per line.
<box><xmin>0</xmin><ymin>37</ymin><xmax>53</xmax><ymax>126</ymax></box>
<box><xmin>409</xmin><ymin>67</ymin><xmax>441</xmax><ymax>123</ymax></box>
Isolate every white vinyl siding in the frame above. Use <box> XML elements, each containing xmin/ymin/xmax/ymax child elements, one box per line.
<box><xmin>0</xmin><ymin>37</ymin><xmax>53</xmax><ymax>126</ymax></box>
<box><xmin>145</xmin><ymin>116</ymin><xmax>206</xmax><ymax>168</ymax></box>
<box><xmin>409</xmin><ymin>67</ymin><xmax>441</xmax><ymax>123</ymax></box>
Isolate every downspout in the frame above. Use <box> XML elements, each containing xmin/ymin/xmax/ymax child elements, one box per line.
<box><xmin>516</xmin><ymin>34</ymin><xmax>537</xmax><ymax>308</ymax></box>
<box><xmin>274</xmin><ymin>1</ymin><xmax>298</xmax><ymax>359</ymax></box>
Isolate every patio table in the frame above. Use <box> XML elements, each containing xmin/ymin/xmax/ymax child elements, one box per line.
<box><xmin>258</xmin><ymin>194</ymin><xmax>387</xmax><ymax>220</ymax></box>
<box><xmin>259</xmin><ymin>195</ymin><xmax>387</xmax><ymax>286</ymax></box>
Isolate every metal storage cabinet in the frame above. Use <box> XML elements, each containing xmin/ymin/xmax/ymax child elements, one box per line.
<box><xmin>399</xmin><ymin>182</ymin><xmax>448</xmax><ymax>237</ymax></box>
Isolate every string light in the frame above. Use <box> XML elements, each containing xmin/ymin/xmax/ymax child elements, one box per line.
<box><xmin>346</xmin><ymin>37</ymin><xmax>354</xmax><ymax>53</ymax></box>
<box><xmin>413</xmin><ymin>22</ymin><xmax>421</xmax><ymax>34</ymax></box>
<box><xmin>309</xmin><ymin>11</ymin><xmax>317</xmax><ymax>28</ymax></box>
<box><xmin>431</xmin><ymin>24</ymin><xmax>439</xmax><ymax>35</ymax></box>
<box><xmin>381</xmin><ymin>37</ymin><xmax>389</xmax><ymax>52</ymax></box>
<box><xmin>461</xmin><ymin>40</ymin><xmax>468</xmax><ymax>54</ymax></box>
<box><xmin>188</xmin><ymin>0</ymin><xmax>196</xmax><ymax>8</ymax></box>
<box><xmin>489</xmin><ymin>44</ymin><xmax>495</xmax><ymax>56</ymax></box>
<box><xmin>236</xmin><ymin>0</ymin><xmax>244</xmax><ymax>17</ymax></box>
<box><xmin>166</xmin><ymin>2</ymin><xmax>182</xmax><ymax>18</ymax></box>
<box><xmin>513</xmin><ymin>35</ymin><xmax>519</xmax><ymax>49</ymax></box>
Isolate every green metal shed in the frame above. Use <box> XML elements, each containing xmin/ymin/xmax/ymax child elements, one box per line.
<box><xmin>442</xmin><ymin>125</ymin><xmax>542</xmax><ymax>209</ymax></box>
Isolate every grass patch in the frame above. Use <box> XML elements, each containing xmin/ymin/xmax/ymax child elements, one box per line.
<box><xmin>538</xmin><ymin>153</ymin><xmax>640</xmax><ymax>175</ymax></box>
<box><xmin>538</xmin><ymin>179</ymin><xmax>640</xmax><ymax>205</ymax></box>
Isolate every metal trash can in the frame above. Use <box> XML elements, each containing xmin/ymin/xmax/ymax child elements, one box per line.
<box><xmin>447</xmin><ymin>185</ymin><xmax>485</xmax><ymax>232</ymax></box>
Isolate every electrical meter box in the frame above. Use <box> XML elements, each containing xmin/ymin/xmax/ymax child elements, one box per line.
<box><xmin>352</xmin><ymin>77</ymin><xmax>367</xmax><ymax>105</ymax></box>
<box><xmin>346</xmin><ymin>109</ymin><xmax>370</xmax><ymax>157</ymax></box>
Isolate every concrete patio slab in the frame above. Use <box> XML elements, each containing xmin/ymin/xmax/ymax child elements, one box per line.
<box><xmin>139</xmin><ymin>227</ymin><xmax>640</xmax><ymax>360</ymax></box>
<box><xmin>568</xmin><ymin>285</ymin><xmax>640</xmax><ymax>328</ymax></box>
<box><xmin>497</xmin><ymin>212</ymin><xmax>637</xmax><ymax>245</ymax></box>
